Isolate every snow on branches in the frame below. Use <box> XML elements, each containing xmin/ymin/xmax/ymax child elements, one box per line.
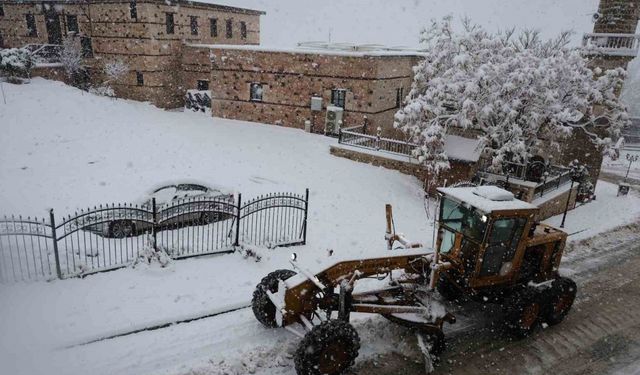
<box><xmin>394</xmin><ymin>17</ymin><xmax>629</xmax><ymax>173</ymax></box>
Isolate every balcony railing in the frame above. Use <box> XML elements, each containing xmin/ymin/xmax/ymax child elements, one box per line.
<box><xmin>582</xmin><ymin>33</ymin><xmax>640</xmax><ymax>57</ymax></box>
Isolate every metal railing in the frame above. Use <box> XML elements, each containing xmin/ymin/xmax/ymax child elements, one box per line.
<box><xmin>0</xmin><ymin>190</ymin><xmax>309</xmax><ymax>283</ymax></box>
<box><xmin>582</xmin><ymin>33</ymin><xmax>640</xmax><ymax>57</ymax></box>
<box><xmin>24</xmin><ymin>43</ymin><xmax>63</xmax><ymax>64</ymax></box>
<box><xmin>338</xmin><ymin>125</ymin><xmax>418</xmax><ymax>158</ymax></box>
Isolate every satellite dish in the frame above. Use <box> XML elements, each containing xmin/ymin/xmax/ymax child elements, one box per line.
<box><xmin>592</xmin><ymin>12</ymin><xmax>601</xmax><ymax>22</ymax></box>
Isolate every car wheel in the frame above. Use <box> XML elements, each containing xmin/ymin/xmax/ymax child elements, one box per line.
<box><xmin>110</xmin><ymin>220</ymin><xmax>135</xmax><ymax>238</ymax></box>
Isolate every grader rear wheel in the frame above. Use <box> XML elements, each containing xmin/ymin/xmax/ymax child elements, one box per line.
<box><xmin>251</xmin><ymin>269</ymin><xmax>297</xmax><ymax>328</ymax></box>
<box><xmin>294</xmin><ymin>320</ymin><xmax>360</xmax><ymax>375</ymax></box>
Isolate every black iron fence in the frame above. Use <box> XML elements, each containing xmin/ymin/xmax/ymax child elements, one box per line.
<box><xmin>0</xmin><ymin>190</ymin><xmax>309</xmax><ymax>283</ymax></box>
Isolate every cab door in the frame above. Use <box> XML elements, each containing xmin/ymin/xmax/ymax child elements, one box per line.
<box><xmin>471</xmin><ymin>216</ymin><xmax>528</xmax><ymax>287</ymax></box>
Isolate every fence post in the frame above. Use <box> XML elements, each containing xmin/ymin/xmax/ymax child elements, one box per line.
<box><xmin>338</xmin><ymin>127</ymin><xmax>342</xmax><ymax>144</ymax></box>
<box><xmin>49</xmin><ymin>209</ymin><xmax>62</xmax><ymax>279</ymax></box>
<box><xmin>152</xmin><ymin>198</ymin><xmax>158</xmax><ymax>251</ymax></box>
<box><xmin>234</xmin><ymin>193</ymin><xmax>242</xmax><ymax>247</ymax></box>
<box><xmin>302</xmin><ymin>188</ymin><xmax>309</xmax><ymax>245</ymax></box>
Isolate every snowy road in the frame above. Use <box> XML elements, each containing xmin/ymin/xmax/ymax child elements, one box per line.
<box><xmin>354</xmin><ymin>221</ymin><xmax>640</xmax><ymax>375</ymax></box>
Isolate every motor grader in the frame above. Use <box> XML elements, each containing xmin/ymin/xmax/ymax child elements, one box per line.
<box><xmin>251</xmin><ymin>186</ymin><xmax>577</xmax><ymax>375</ymax></box>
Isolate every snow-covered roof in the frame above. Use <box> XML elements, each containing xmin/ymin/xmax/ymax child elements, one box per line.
<box><xmin>187</xmin><ymin>43</ymin><xmax>427</xmax><ymax>58</ymax></box>
<box><xmin>437</xmin><ymin>186</ymin><xmax>538</xmax><ymax>213</ymax></box>
<box><xmin>444</xmin><ymin>135</ymin><xmax>482</xmax><ymax>162</ymax></box>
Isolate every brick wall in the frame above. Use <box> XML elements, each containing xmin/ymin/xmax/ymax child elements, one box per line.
<box><xmin>534</xmin><ymin>186</ymin><xmax>578</xmax><ymax>221</ymax></box>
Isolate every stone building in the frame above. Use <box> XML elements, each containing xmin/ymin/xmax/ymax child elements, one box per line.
<box><xmin>0</xmin><ymin>0</ymin><xmax>264</xmax><ymax>107</ymax></box>
<box><xmin>184</xmin><ymin>43</ymin><xmax>422</xmax><ymax>133</ymax></box>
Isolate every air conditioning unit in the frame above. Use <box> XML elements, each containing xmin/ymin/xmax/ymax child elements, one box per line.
<box><xmin>325</xmin><ymin>106</ymin><xmax>344</xmax><ymax>135</ymax></box>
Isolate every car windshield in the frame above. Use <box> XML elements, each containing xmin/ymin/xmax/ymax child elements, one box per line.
<box><xmin>151</xmin><ymin>186</ymin><xmax>178</xmax><ymax>203</ymax></box>
<box><xmin>440</xmin><ymin>197</ymin><xmax>488</xmax><ymax>243</ymax></box>
<box><xmin>176</xmin><ymin>184</ymin><xmax>208</xmax><ymax>192</ymax></box>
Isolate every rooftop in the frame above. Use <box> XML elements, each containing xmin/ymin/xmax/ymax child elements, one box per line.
<box><xmin>437</xmin><ymin>186</ymin><xmax>539</xmax><ymax>213</ymax></box>
<box><xmin>188</xmin><ymin>41</ymin><xmax>427</xmax><ymax>57</ymax></box>
<box><xmin>0</xmin><ymin>0</ymin><xmax>266</xmax><ymax>15</ymax></box>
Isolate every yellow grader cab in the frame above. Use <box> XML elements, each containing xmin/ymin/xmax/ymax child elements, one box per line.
<box><xmin>251</xmin><ymin>186</ymin><xmax>577</xmax><ymax>375</ymax></box>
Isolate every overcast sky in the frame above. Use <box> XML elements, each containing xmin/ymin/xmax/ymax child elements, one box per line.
<box><xmin>211</xmin><ymin>0</ymin><xmax>601</xmax><ymax>47</ymax></box>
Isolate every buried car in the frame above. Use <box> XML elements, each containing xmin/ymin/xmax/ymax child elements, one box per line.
<box><xmin>70</xmin><ymin>183</ymin><xmax>235</xmax><ymax>238</ymax></box>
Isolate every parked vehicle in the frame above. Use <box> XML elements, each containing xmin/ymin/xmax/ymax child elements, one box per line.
<box><xmin>73</xmin><ymin>183</ymin><xmax>235</xmax><ymax>238</ymax></box>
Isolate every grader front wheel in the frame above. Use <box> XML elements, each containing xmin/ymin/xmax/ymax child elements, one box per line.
<box><xmin>251</xmin><ymin>269</ymin><xmax>297</xmax><ymax>328</ymax></box>
<box><xmin>543</xmin><ymin>277</ymin><xmax>577</xmax><ymax>326</ymax></box>
<box><xmin>294</xmin><ymin>320</ymin><xmax>360</xmax><ymax>375</ymax></box>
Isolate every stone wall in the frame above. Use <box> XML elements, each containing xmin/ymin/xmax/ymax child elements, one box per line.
<box><xmin>534</xmin><ymin>186</ymin><xmax>578</xmax><ymax>221</ymax></box>
<box><xmin>329</xmin><ymin>145</ymin><xmax>477</xmax><ymax>193</ymax></box>
<box><xmin>205</xmin><ymin>47</ymin><xmax>419</xmax><ymax>131</ymax></box>
<box><xmin>0</xmin><ymin>0</ymin><xmax>263</xmax><ymax>108</ymax></box>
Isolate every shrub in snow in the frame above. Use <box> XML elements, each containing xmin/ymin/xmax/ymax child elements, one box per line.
<box><xmin>132</xmin><ymin>235</ymin><xmax>171</xmax><ymax>268</ymax></box>
<box><xmin>91</xmin><ymin>60</ymin><xmax>129</xmax><ymax>97</ymax></box>
<box><xmin>60</xmin><ymin>36</ymin><xmax>90</xmax><ymax>89</ymax></box>
<box><xmin>395</xmin><ymin>17</ymin><xmax>629</xmax><ymax>176</ymax></box>
<box><xmin>0</xmin><ymin>48</ymin><xmax>33</xmax><ymax>80</ymax></box>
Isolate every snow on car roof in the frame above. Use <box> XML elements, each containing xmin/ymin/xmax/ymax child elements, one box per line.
<box><xmin>437</xmin><ymin>186</ymin><xmax>538</xmax><ymax>213</ymax></box>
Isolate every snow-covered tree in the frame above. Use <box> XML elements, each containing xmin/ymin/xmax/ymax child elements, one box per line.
<box><xmin>60</xmin><ymin>36</ymin><xmax>84</xmax><ymax>78</ymax></box>
<box><xmin>91</xmin><ymin>60</ymin><xmax>129</xmax><ymax>97</ymax></box>
<box><xmin>395</xmin><ymin>17</ymin><xmax>629</xmax><ymax>174</ymax></box>
<box><xmin>103</xmin><ymin>60</ymin><xmax>128</xmax><ymax>84</ymax></box>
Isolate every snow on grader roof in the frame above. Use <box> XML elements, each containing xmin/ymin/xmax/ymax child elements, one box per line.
<box><xmin>437</xmin><ymin>186</ymin><xmax>538</xmax><ymax>213</ymax></box>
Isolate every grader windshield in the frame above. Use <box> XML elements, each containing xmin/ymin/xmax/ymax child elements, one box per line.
<box><xmin>438</xmin><ymin>197</ymin><xmax>487</xmax><ymax>254</ymax></box>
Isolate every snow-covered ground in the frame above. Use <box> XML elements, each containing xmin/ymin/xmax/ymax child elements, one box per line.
<box><xmin>602</xmin><ymin>148</ymin><xmax>640</xmax><ymax>182</ymax></box>
<box><xmin>1</xmin><ymin>79</ymin><xmax>639</xmax><ymax>375</ymax></box>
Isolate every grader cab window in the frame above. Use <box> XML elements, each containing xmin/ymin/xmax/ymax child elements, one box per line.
<box><xmin>479</xmin><ymin>217</ymin><xmax>526</xmax><ymax>277</ymax></box>
<box><xmin>440</xmin><ymin>198</ymin><xmax>487</xmax><ymax>243</ymax></box>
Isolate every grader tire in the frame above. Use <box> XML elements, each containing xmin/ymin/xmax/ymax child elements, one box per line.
<box><xmin>294</xmin><ymin>320</ymin><xmax>360</xmax><ymax>375</ymax></box>
<box><xmin>436</xmin><ymin>273</ymin><xmax>463</xmax><ymax>302</ymax></box>
<box><xmin>251</xmin><ymin>269</ymin><xmax>297</xmax><ymax>328</ymax></box>
<box><xmin>505</xmin><ymin>288</ymin><xmax>543</xmax><ymax>338</ymax></box>
<box><xmin>543</xmin><ymin>277</ymin><xmax>577</xmax><ymax>326</ymax></box>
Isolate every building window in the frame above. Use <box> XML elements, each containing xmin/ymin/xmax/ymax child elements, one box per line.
<box><xmin>396</xmin><ymin>87</ymin><xmax>404</xmax><ymax>108</ymax></box>
<box><xmin>226</xmin><ymin>19</ymin><xmax>232</xmax><ymax>38</ymax></box>
<box><xmin>165</xmin><ymin>13</ymin><xmax>174</xmax><ymax>34</ymax></box>
<box><xmin>210</xmin><ymin>18</ymin><xmax>217</xmax><ymax>37</ymax></box>
<box><xmin>240</xmin><ymin>21</ymin><xmax>247</xmax><ymax>39</ymax></box>
<box><xmin>250</xmin><ymin>83</ymin><xmax>263</xmax><ymax>102</ymax></box>
<box><xmin>136</xmin><ymin>71</ymin><xmax>144</xmax><ymax>86</ymax></box>
<box><xmin>26</xmin><ymin>14</ymin><xmax>37</xmax><ymax>37</ymax></box>
<box><xmin>331</xmin><ymin>89</ymin><xmax>347</xmax><ymax>108</ymax></box>
<box><xmin>0</xmin><ymin>33</ymin><xmax>4</xmax><ymax>48</ymax></box>
<box><xmin>66</xmin><ymin>15</ymin><xmax>78</xmax><ymax>33</ymax></box>
<box><xmin>129</xmin><ymin>2</ymin><xmax>137</xmax><ymax>19</ymax></box>
<box><xmin>190</xmin><ymin>16</ymin><xmax>198</xmax><ymax>35</ymax></box>
<box><xmin>0</xmin><ymin>5</ymin><xmax>4</xmax><ymax>17</ymax></box>
<box><xmin>80</xmin><ymin>37</ymin><xmax>93</xmax><ymax>57</ymax></box>
<box><xmin>197</xmin><ymin>80</ymin><xmax>209</xmax><ymax>90</ymax></box>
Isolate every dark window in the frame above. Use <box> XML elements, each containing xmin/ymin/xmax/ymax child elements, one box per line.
<box><xmin>396</xmin><ymin>87</ymin><xmax>404</xmax><ymax>108</ymax></box>
<box><xmin>136</xmin><ymin>71</ymin><xmax>144</xmax><ymax>86</ymax></box>
<box><xmin>26</xmin><ymin>14</ymin><xmax>37</xmax><ymax>37</ymax></box>
<box><xmin>0</xmin><ymin>5</ymin><xmax>4</xmax><ymax>17</ymax></box>
<box><xmin>479</xmin><ymin>218</ymin><xmax>526</xmax><ymax>277</ymax></box>
<box><xmin>129</xmin><ymin>2</ymin><xmax>137</xmax><ymax>19</ymax></box>
<box><xmin>250</xmin><ymin>83</ymin><xmax>263</xmax><ymax>102</ymax></box>
<box><xmin>80</xmin><ymin>37</ymin><xmax>93</xmax><ymax>57</ymax></box>
<box><xmin>331</xmin><ymin>89</ymin><xmax>347</xmax><ymax>108</ymax></box>
<box><xmin>240</xmin><ymin>21</ymin><xmax>247</xmax><ymax>39</ymax></box>
<box><xmin>66</xmin><ymin>15</ymin><xmax>78</xmax><ymax>32</ymax></box>
<box><xmin>0</xmin><ymin>33</ymin><xmax>4</xmax><ymax>48</ymax></box>
<box><xmin>165</xmin><ymin>13</ymin><xmax>174</xmax><ymax>34</ymax></box>
<box><xmin>210</xmin><ymin>18</ymin><xmax>217</xmax><ymax>37</ymax></box>
<box><xmin>226</xmin><ymin>19</ymin><xmax>232</xmax><ymax>38</ymax></box>
<box><xmin>190</xmin><ymin>16</ymin><xmax>198</xmax><ymax>35</ymax></box>
<box><xmin>197</xmin><ymin>80</ymin><xmax>209</xmax><ymax>90</ymax></box>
